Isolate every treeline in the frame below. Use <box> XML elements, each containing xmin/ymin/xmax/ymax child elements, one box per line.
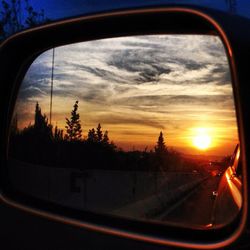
<box><xmin>9</xmin><ymin>101</ymin><xmax>198</xmax><ymax>172</ymax></box>
<box><xmin>0</xmin><ymin>0</ymin><xmax>49</xmax><ymax>41</ymax></box>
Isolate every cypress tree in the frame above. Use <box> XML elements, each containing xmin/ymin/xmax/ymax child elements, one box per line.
<box><xmin>155</xmin><ymin>131</ymin><xmax>167</xmax><ymax>154</ymax></box>
<box><xmin>65</xmin><ymin>100</ymin><xmax>82</xmax><ymax>141</ymax></box>
<box><xmin>87</xmin><ymin>128</ymin><xmax>97</xmax><ymax>142</ymax></box>
<box><xmin>34</xmin><ymin>102</ymin><xmax>52</xmax><ymax>139</ymax></box>
<box><xmin>102</xmin><ymin>130</ymin><xmax>109</xmax><ymax>144</ymax></box>
<box><xmin>96</xmin><ymin>123</ymin><xmax>103</xmax><ymax>142</ymax></box>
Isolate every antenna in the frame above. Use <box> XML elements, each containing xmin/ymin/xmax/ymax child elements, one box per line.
<box><xmin>49</xmin><ymin>47</ymin><xmax>55</xmax><ymax>125</ymax></box>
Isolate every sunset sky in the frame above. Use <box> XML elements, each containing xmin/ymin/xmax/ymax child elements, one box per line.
<box><xmin>15</xmin><ymin>35</ymin><xmax>239</xmax><ymax>156</ymax></box>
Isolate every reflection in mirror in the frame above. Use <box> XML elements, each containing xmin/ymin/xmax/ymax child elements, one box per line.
<box><xmin>8</xmin><ymin>35</ymin><xmax>241</xmax><ymax>229</ymax></box>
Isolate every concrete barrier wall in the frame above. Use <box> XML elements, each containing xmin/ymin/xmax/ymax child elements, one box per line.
<box><xmin>8</xmin><ymin>159</ymin><xmax>205</xmax><ymax>213</ymax></box>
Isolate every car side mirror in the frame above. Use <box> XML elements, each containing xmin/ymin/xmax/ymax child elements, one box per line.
<box><xmin>0</xmin><ymin>8</ymin><xmax>246</xmax><ymax>249</ymax></box>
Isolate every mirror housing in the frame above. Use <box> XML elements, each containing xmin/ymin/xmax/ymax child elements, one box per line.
<box><xmin>0</xmin><ymin>7</ymin><xmax>247</xmax><ymax>249</ymax></box>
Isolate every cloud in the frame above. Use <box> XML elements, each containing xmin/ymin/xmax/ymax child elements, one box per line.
<box><xmin>122</xmin><ymin>41</ymin><xmax>164</xmax><ymax>50</ymax></box>
<box><xmin>108</xmin><ymin>49</ymin><xmax>172</xmax><ymax>84</ymax></box>
<box><xmin>90</xmin><ymin>114</ymin><xmax>165</xmax><ymax>130</ymax></box>
<box><xmin>168</xmin><ymin>94</ymin><xmax>233</xmax><ymax>105</ymax></box>
<box><xmin>18</xmin><ymin>35</ymin><xmax>232</xmax><ymax>106</ymax></box>
<box><xmin>112</xmin><ymin>94</ymin><xmax>233</xmax><ymax>109</ymax></box>
<box><xmin>15</xmin><ymin>34</ymin><xmax>237</xmax><ymax>154</ymax></box>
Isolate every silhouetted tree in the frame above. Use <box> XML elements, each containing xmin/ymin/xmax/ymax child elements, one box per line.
<box><xmin>103</xmin><ymin>130</ymin><xmax>109</xmax><ymax>144</ymax></box>
<box><xmin>24</xmin><ymin>0</ymin><xmax>48</xmax><ymax>27</ymax></box>
<box><xmin>87</xmin><ymin>128</ymin><xmax>97</xmax><ymax>142</ymax></box>
<box><xmin>167</xmin><ymin>148</ymin><xmax>183</xmax><ymax>171</ymax></box>
<box><xmin>155</xmin><ymin>131</ymin><xmax>167</xmax><ymax>154</ymax></box>
<box><xmin>225</xmin><ymin>0</ymin><xmax>237</xmax><ymax>14</ymax></box>
<box><xmin>10</xmin><ymin>102</ymin><xmax>53</xmax><ymax>164</ymax></box>
<box><xmin>34</xmin><ymin>102</ymin><xmax>46</xmax><ymax>129</ymax></box>
<box><xmin>0</xmin><ymin>0</ymin><xmax>49</xmax><ymax>40</ymax></box>
<box><xmin>96</xmin><ymin>123</ymin><xmax>103</xmax><ymax>142</ymax></box>
<box><xmin>153</xmin><ymin>131</ymin><xmax>169</xmax><ymax>176</ymax></box>
<box><xmin>34</xmin><ymin>102</ymin><xmax>52</xmax><ymax>139</ymax></box>
<box><xmin>0</xmin><ymin>0</ymin><xmax>22</xmax><ymax>38</ymax></box>
<box><xmin>54</xmin><ymin>126</ymin><xmax>64</xmax><ymax>141</ymax></box>
<box><xmin>65</xmin><ymin>100</ymin><xmax>82</xmax><ymax>141</ymax></box>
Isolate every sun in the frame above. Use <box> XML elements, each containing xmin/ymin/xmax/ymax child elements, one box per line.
<box><xmin>192</xmin><ymin>128</ymin><xmax>212</xmax><ymax>150</ymax></box>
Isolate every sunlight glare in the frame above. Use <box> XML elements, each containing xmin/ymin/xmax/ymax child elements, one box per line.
<box><xmin>193</xmin><ymin>128</ymin><xmax>212</xmax><ymax>150</ymax></box>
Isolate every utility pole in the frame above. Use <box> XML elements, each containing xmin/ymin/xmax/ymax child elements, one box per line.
<box><xmin>49</xmin><ymin>47</ymin><xmax>55</xmax><ymax>125</ymax></box>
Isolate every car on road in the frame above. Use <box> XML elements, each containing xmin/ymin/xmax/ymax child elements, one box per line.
<box><xmin>216</xmin><ymin>172</ymin><xmax>222</xmax><ymax>177</ymax></box>
<box><xmin>212</xmin><ymin>144</ymin><xmax>242</xmax><ymax>227</ymax></box>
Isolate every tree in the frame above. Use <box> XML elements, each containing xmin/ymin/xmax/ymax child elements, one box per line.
<box><xmin>0</xmin><ymin>0</ymin><xmax>49</xmax><ymax>40</ymax></box>
<box><xmin>155</xmin><ymin>131</ymin><xmax>167</xmax><ymax>154</ymax></box>
<box><xmin>225</xmin><ymin>0</ymin><xmax>237</xmax><ymax>13</ymax></box>
<box><xmin>96</xmin><ymin>123</ymin><xmax>103</xmax><ymax>142</ymax></box>
<box><xmin>24</xmin><ymin>0</ymin><xmax>47</xmax><ymax>27</ymax></box>
<box><xmin>34</xmin><ymin>102</ymin><xmax>45</xmax><ymax>129</ymax></box>
<box><xmin>12</xmin><ymin>102</ymin><xmax>53</xmax><ymax>165</ymax></box>
<box><xmin>87</xmin><ymin>128</ymin><xmax>97</xmax><ymax>142</ymax></box>
<box><xmin>102</xmin><ymin>130</ymin><xmax>109</xmax><ymax>144</ymax></box>
<box><xmin>0</xmin><ymin>0</ymin><xmax>22</xmax><ymax>39</ymax></box>
<box><xmin>34</xmin><ymin>102</ymin><xmax>52</xmax><ymax>139</ymax></box>
<box><xmin>54</xmin><ymin>126</ymin><xmax>63</xmax><ymax>141</ymax></box>
<box><xmin>154</xmin><ymin>131</ymin><xmax>168</xmax><ymax>175</ymax></box>
<box><xmin>65</xmin><ymin>100</ymin><xmax>82</xmax><ymax>141</ymax></box>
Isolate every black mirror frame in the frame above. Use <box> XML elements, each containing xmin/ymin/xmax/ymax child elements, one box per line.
<box><xmin>0</xmin><ymin>7</ymin><xmax>247</xmax><ymax>249</ymax></box>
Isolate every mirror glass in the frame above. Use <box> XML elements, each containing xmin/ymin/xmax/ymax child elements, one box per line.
<box><xmin>8</xmin><ymin>34</ymin><xmax>241</xmax><ymax>229</ymax></box>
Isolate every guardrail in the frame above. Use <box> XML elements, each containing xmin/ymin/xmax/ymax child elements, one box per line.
<box><xmin>112</xmin><ymin>176</ymin><xmax>207</xmax><ymax>219</ymax></box>
<box><xmin>8</xmin><ymin>159</ymin><xmax>207</xmax><ymax>215</ymax></box>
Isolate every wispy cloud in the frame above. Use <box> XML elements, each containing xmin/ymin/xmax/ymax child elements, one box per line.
<box><xmin>15</xmin><ymin>35</ymin><xmax>237</xmax><ymax>154</ymax></box>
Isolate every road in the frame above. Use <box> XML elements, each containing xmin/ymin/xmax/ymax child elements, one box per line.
<box><xmin>160</xmin><ymin>175</ymin><xmax>221</xmax><ymax>227</ymax></box>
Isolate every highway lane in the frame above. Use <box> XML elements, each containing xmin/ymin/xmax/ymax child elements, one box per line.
<box><xmin>161</xmin><ymin>175</ymin><xmax>221</xmax><ymax>227</ymax></box>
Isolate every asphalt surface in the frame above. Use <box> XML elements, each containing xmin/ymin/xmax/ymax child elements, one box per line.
<box><xmin>0</xmin><ymin>174</ymin><xmax>221</xmax><ymax>249</ymax></box>
<box><xmin>0</xmin><ymin>174</ymin><xmax>245</xmax><ymax>250</ymax></box>
<box><xmin>161</xmin><ymin>175</ymin><xmax>221</xmax><ymax>227</ymax></box>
